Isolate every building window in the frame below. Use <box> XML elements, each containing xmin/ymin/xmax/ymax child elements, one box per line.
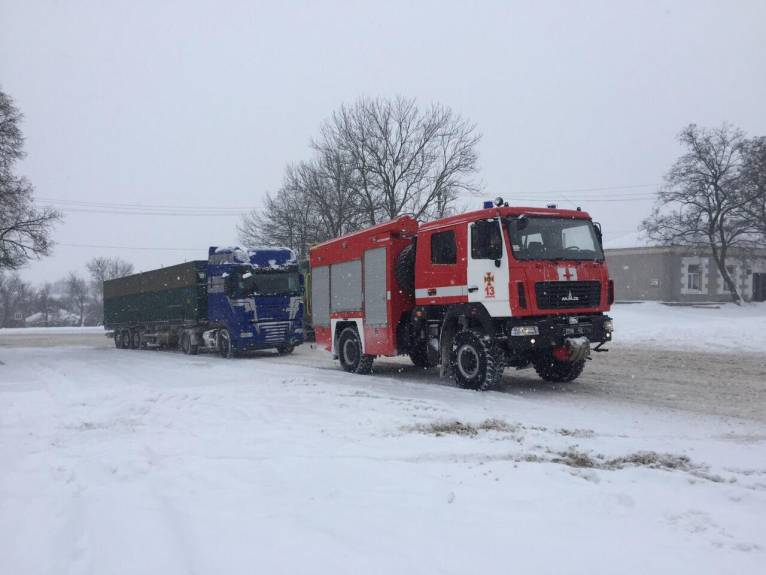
<box><xmin>431</xmin><ymin>230</ymin><xmax>457</xmax><ymax>264</ymax></box>
<box><xmin>686</xmin><ymin>264</ymin><xmax>701</xmax><ymax>291</ymax></box>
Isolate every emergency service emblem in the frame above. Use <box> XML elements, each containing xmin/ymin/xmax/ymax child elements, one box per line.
<box><xmin>557</xmin><ymin>266</ymin><xmax>577</xmax><ymax>281</ymax></box>
<box><xmin>483</xmin><ymin>272</ymin><xmax>495</xmax><ymax>298</ymax></box>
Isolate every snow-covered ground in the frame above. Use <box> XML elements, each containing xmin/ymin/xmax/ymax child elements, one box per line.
<box><xmin>1</xmin><ymin>344</ymin><xmax>765</xmax><ymax>574</ymax></box>
<box><xmin>611</xmin><ymin>301</ymin><xmax>766</xmax><ymax>353</ymax></box>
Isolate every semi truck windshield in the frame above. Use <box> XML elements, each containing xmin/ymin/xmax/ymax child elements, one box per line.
<box><xmin>251</xmin><ymin>271</ymin><xmax>300</xmax><ymax>295</ymax></box>
<box><xmin>507</xmin><ymin>216</ymin><xmax>604</xmax><ymax>261</ymax></box>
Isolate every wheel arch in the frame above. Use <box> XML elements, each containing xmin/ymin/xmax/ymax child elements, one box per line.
<box><xmin>331</xmin><ymin>318</ymin><xmax>365</xmax><ymax>355</ymax></box>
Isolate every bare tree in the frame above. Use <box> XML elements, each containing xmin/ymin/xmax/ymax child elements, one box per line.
<box><xmin>642</xmin><ymin>124</ymin><xmax>761</xmax><ymax>303</ymax></box>
<box><xmin>0</xmin><ymin>271</ymin><xmax>34</xmax><ymax>327</ymax></box>
<box><xmin>65</xmin><ymin>272</ymin><xmax>89</xmax><ymax>327</ymax></box>
<box><xmin>35</xmin><ymin>282</ymin><xmax>57</xmax><ymax>326</ymax></box>
<box><xmin>86</xmin><ymin>256</ymin><xmax>134</xmax><ymax>301</ymax></box>
<box><xmin>318</xmin><ymin>96</ymin><xmax>481</xmax><ymax>224</ymax></box>
<box><xmin>0</xmin><ymin>89</ymin><xmax>61</xmax><ymax>270</ymax></box>
<box><xmin>238</xmin><ymin>174</ymin><xmax>323</xmax><ymax>259</ymax></box>
<box><xmin>242</xmin><ymin>97</ymin><xmax>481</xmax><ymax>255</ymax></box>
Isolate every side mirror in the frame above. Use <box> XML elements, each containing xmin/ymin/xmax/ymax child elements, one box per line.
<box><xmin>593</xmin><ymin>222</ymin><xmax>603</xmax><ymax>247</ymax></box>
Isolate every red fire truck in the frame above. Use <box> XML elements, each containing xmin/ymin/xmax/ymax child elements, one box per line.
<box><xmin>309</xmin><ymin>199</ymin><xmax>614</xmax><ymax>390</ymax></box>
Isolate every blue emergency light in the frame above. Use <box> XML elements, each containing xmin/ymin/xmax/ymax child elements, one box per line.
<box><xmin>483</xmin><ymin>201</ymin><xmax>494</xmax><ymax>209</ymax></box>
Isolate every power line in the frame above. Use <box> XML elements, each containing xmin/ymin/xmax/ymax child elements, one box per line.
<box><xmin>48</xmin><ymin>207</ymin><xmax>243</xmax><ymax>217</ymax></box>
<box><xmin>57</xmin><ymin>242</ymin><xmax>204</xmax><ymax>251</ymax></box>
<box><xmin>543</xmin><ymin>183</ymin><xmax>660</xmax><ymax>194</ymax></box>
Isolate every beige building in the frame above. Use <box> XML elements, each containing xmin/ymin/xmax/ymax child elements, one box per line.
<box><xmin>605</xmin><ymin>244</ymin><xmax>766</xmax><ymax>303</ymax></box>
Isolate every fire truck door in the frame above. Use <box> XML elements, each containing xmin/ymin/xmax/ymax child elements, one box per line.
<box><xmin>467</xmin><ymin>219</ymin><xmax>511</xmax><ymax>317</ymax></box>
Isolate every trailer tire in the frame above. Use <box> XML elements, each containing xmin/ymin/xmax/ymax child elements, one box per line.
<box><xmin>409</xmin><ymin>340</ymin><xmax>438</xmax><ymax>369</ymax></box>
<box><xmin>114</xmin><ymin>332</ymin><xmax>122</xmax><ymax>348</ymax></box>
<box><xmin>120</xmin><ymin>330</ymin><xmax>131</xmax><ymax>349</ymax></box>
<box><xmin>533</xmin><ymin>352</ymin><xmax>586</xmax><ymax>383</ymax></box>
<box><xmin>450</xmin><ymin>329</ymin><xmax>504</xmax><ymax>390</ymax></box>
<box><xmin>218</xmin><ymin>328</ymin><xmax>233</xmax><ymax>359</ymax></box>
<box><xmin>181</xmin><ymin>332</ymin><xmax>198</xmax><ymax>355</ymax></box>
<box><xmin>395</xmin><ymin>243</ymin><xmax>416</xmax><ymax>294</ymax></box>
<box><xmin>338</xmin><ymin>327</ymin><xmax>373</xmax><ymax>374</ymax></box>
<box><xmin>130</xmin><ymin>330</ymin><xmax>142</xmax><ymax>350</ymax></box>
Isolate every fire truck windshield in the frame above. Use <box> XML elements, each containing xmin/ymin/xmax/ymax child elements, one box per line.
<box><xmin>507</xmin><ymin>216</ymin><xmax>604</xmax><ymax>261</ymax></box>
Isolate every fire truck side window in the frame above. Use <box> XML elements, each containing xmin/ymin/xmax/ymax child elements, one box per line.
<box><xmin>471</xmin><ymin>220</ymin><xmax>502</xmax><ymax>260</ymax></box>
<box><xmin>431</xmin><ymin>230</ymin><xmax>457</xmax><ymax>264</ymax></box>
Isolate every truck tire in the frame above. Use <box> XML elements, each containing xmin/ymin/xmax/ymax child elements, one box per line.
<box><xmin>130</xmin><ymin>330</ymin><xmax>142</xmax><ymax>350</ymax></box>
<box><xmin>276</xmin><ymin>344</ymin><xmax>294</xmax><ymax>355</ymax></box>
<box><xmin>114</xmin><ymin>332</ymin><xmax>122</xmax><ymax>349</ymax></box>
<box><xmin>532</xmin><ymin>352</ymin><xmax>585</xmax><ymax>383</ymax></box>
<box><xmin>218</xmin><ymin>328</ymin><xmax>233</xmax><ymax>359</ymax></box>
<box><xmin>409</xmin><ymin>339</ymin><xmax>438</xmax><ymax>369</ymax></box>
<box><xmin>181</xmin><ymin>332</ymin><xmax>198</xmax><ymax>355</ymax></box>
<box><xmin>338</xmin><ymin>327</ymin><xmax>374</xmax><ymax>375</ymax></box>
<box><xmin>450</xmin><ymin>329</ymin><xmax>504</xmax><ymax>390</ymax></box>
<box><xmin>395</xmin><ymin>243</ymin><xmax>416</xmax><ymax>294</ymax></box>
<box><xmin>120</xmin><ymin>330</ymin><xmax>131</xmax><ymax>349</ymax></box>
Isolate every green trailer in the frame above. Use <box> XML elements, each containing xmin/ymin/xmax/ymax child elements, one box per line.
<box><xmin>104</xmin><ymin>261</ymin><xmax>208</xmax><ymax>337</ymax></box>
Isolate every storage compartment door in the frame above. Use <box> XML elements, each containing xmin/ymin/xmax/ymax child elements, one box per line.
<box><xmin>364</xmin><ymin>247</ymin><xmax>388</xmax><ymax>326</ymax></box>
<box><xmin>330</xmin><ymin>260</ymin><xmax>362</xmax><ymax>312</ymax></box>
<box><xmin>311</xmin><ymin>265</ymin><xmax>330</xmax><ymax>326</ymax></box>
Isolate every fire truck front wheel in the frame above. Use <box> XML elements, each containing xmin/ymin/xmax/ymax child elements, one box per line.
<box><xmin>532</xmin><ymin>350</ymin><xmax>586</xmax><ymax>383</ymax></box>
<box><xmin>338</xmin><ymin>327</ymin><xmax>374</xmax><ymax>375</ymax></box>
<box><xmin>450</xmin><ymin>330</ymin><xmax>504</xmax><ymax>391</ymax></box>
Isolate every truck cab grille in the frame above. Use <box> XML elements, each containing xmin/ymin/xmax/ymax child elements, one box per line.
<box><xmin>535</xmin><ymin>281</ymin><xmax>601</xmax><ymax>309</ymax></box>
<box><xmin>258</xmin><ymin>321</ymin><xmax>291</xmax><ymax>343</ymax></box>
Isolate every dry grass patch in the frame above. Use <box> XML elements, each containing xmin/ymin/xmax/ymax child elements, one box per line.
<box><xmin>406</xmin><ymin>418</ymin><xmax>515</xmax><ymax>437</ymax></box>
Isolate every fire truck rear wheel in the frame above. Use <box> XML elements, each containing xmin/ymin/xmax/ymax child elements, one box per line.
<box><xmin>451</xmin><ymin>329</ymin><xmax>504</xmax><ymax>391</ymax></box>
<box><xmin>338</xmin><ymin>327</ymin><xmax>374</xmax><ymax>375</ymax></box>
<box><xmin>532</xmin><ymin>351</ymin><xmax>586</xmax><ymax>383</ymax></box>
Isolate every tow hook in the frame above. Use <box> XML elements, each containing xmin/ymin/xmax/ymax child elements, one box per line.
<box><xmin>563</xmin><ymin>337</ymin><xmax>591</xmax><ymax>363</ymax></box>
<box><xmin>593</xmin><ymin>341</ymin><xmax>609</xmax><ymax>353</ymax></box>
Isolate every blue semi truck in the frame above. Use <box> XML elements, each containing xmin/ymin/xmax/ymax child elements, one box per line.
<box><xmin>103</xmin><ymin>246</ymin><xmax>304</xmax><ymax>357</ymax></box>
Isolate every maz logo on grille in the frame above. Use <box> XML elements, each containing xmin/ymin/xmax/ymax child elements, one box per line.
<box><xmin>561</xmin><ymin>290</ymin><xmax>580</xmax><ymax>302</ymax></box>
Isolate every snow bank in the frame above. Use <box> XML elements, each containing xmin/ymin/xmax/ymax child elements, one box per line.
<box><xmin>1</xmin><ymin>346</ymin><xmax>765</xmax><ymax>574</ymax></box>
<box><xmin>0</xmin><ymin>326</ymin><xmax>106</xmax><ymax>335</ymax></box>
<box><xmin>610</xmin><ymin>301</ymin><xmax>766</xmax><ymax>353</ymax></box>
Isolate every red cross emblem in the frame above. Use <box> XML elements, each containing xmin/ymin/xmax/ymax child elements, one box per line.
<box><xmin>557</xmin><ymin>266</ymin><xmax>577</xmax><ymax>281</ymax></box>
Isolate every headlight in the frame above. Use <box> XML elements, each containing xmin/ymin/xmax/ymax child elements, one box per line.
<box><xmin>604</xmin><ymin>319</ymin><xmax>614</xmax><ymax>332</ymax></box>
<box><xmin>510</xmin><ymin>325</ymin><xmax>539</xmax><ymax>336</ymax></box>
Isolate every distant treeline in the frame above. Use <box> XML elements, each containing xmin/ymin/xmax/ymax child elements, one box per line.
<box><xmin>0</xmin><ymin>257</ymin><xmax>133</xmax><ymax>328</ymax></box>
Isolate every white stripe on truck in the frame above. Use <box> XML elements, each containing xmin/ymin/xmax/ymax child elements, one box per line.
<box><xmin>415</xmin><ymin>285</ymin><xmax>468</xmax><ymax>298</ymax></box>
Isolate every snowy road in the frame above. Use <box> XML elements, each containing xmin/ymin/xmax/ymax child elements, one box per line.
<box><xmin>1</xmin><ymin>337</ymin><xmax>766</xmax><ymax>574</ymax></box>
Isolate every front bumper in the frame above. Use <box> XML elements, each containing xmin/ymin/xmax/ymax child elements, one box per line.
<box><xmin>501</xmin><ymin>314</ymin><xmax>612</xmax><ymax>353</ymax></box>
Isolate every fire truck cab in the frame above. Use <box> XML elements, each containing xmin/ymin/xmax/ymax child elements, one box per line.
<box><xmin>309</xmin><ymin>199</ymin><xmax>614</xmax><ymax>390</ymax></box>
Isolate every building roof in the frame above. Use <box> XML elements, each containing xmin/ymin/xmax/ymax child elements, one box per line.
<box><xmin>603</xmin><ymin>230</ymin><xmax>656</xmax><ymax>250</ymax></box>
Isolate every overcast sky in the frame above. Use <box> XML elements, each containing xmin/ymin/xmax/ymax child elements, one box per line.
<box><xmin>2</xmin><ymin>0</ymin><xmax>765</xmax><ymax>284</ymax></box>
